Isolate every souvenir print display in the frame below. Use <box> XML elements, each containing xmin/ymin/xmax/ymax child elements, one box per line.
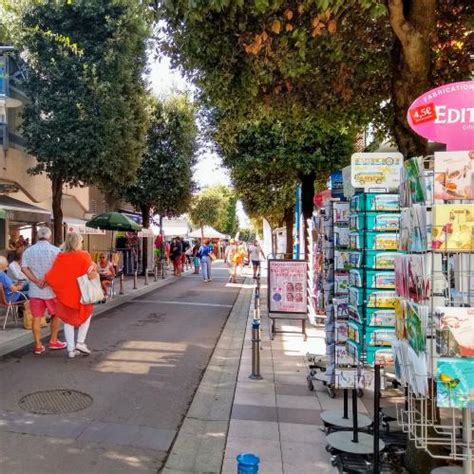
<box><xmin>434</xmin><ymin>151</ymin><xmax>474</xmax><ymax>201</ymax></box>
<box><xmin>436</xmin><ymin>358</ymin><xmax>474</xmax><ymax>409</ymax></box>
<box><xmin>432</xmin><ymin>204</ymin><xmax>474</xmax><ymax>252</ymax></box>
<box><xmin>347</xmin><ymin>191</ymin><xmax>400</xmax><ymax>366</ymax></box>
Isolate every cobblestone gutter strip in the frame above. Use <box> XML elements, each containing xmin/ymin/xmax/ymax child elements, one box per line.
<box><xmin>162</xmin><ymin>279</ymin><xmax>253</xmax><ymax>474</ymax></box>
<box><xmin>0</xmin><ymin>274</ymin><xmax>181</xmax><ymax>358</ymax></box>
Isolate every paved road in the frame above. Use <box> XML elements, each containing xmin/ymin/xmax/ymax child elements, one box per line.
<box><xmin>0</xmin><ymin>264</ymin><xmax>241</xmax><ymax>473</ymax></box>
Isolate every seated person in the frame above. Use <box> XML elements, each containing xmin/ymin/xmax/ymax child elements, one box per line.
<box><xmin>97</xmin><ymin>253</ymin><xmax>116</xmax><ymax>295</ymax></box>
<box><xmin>0</xmin><ymin>256</ymin><xmax>27</xmax><ymax>303</ymax></box>
<box><xmin>8</xmin><ymin>252</ymin><xmax>29</xmax><ymax>292</ymax></box>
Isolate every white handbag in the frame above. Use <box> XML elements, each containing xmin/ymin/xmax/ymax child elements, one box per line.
<box><xmin>77</xmin><ymin>272</ymin><xmax>104</xmax><ymax>305</ymax></box>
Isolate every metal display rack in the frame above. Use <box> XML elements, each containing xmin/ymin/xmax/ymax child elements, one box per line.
<box><xmin>393</xmin><ymin>155</ymin><xmax>473</xmax><ymax>473</ymax></box>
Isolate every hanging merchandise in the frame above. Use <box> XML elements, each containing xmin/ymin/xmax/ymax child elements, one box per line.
<box><xmin>347</xmin><ymin>188</ymin><xmax>401</xmax><ymax>368</ymax></box>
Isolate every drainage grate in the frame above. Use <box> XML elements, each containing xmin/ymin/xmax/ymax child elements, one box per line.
<box><xmin>18</xmin><ymin>389</ymin><xmax>93</xmax><ymax>414</ymax></box>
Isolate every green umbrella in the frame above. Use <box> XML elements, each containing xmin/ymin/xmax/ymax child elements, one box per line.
<box><xmin>86</xmin><ymin>212</ymin><xmax>142</xmax><ymax>231</ymax></box>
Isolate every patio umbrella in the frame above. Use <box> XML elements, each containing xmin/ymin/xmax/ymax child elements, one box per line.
<box><xmin>86</xmin><ymin>212</ymin><xmax>142</xmax><ymax>231</ymax></box>
<box><xmin>86</xmin><ymin>212</ymin><xmax>142</xmax><ymax>250</ymax></box>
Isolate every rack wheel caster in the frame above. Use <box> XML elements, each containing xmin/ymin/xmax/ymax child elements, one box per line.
<box><xmin>357</xmin><ymin>389</ymin><xmax>364</xmax><ymax>398</ymax></box>
<box><xmin>307</xmin><ymin>376</ymin><xmax>314</xmax><ymax>391</ymax></box>
<box><xmin>328</xmin><ymin>386</ymin><xmax>336</xmax><ymax>398</ymax></box>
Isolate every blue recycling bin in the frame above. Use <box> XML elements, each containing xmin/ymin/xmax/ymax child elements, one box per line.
<box><xmin>236</xmin><ymin>453</ymin><xmax>260</xmax><ymax>474</ymax></box>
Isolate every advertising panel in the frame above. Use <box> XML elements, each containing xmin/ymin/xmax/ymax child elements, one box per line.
<box><xmin>351</xmin><ymin>152</ymin><xmax>403</xmax><ymax>190</ymax></box>
<box><xmin>268</xmin><ymin>259</ymin><xmax>307</xmax><ymax>314</ymax></box>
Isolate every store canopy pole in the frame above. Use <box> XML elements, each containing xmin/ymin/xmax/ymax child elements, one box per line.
<box><xmin>294</xmin><ymin>184</ymin><xmax>301</xmax><ymax>259</ymax></box>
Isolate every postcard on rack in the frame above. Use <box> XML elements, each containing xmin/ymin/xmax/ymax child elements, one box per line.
<box><xmin>434</xmin><ymin>151</ymin><xmax>474</xmax><ymax>201</ymax></box>
<box><xmin>436</xmin><ymin>358</ymin><xmax>474</xmax><ymax>409</ymax></box>
<box><xmin>434</xmin><ymin>307</ymin><xmax>474</xmax><ymax>357</ymax></box>
<box><xmin>432</xmin><ymin>204</ymin><xmax>474</xmax><ymax>252</ymax></box>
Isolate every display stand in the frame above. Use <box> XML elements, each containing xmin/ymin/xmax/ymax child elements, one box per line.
<box><xmin>393</xmin><ymin>154</ymin><xmax>473</xmax><ymax>474</ymax></box>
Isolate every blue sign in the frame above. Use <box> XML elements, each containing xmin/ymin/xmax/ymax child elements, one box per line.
<box><xmin>330</xmin><ymin>171</ymin><xmax>344</xmax><ymax>198</ymax></box>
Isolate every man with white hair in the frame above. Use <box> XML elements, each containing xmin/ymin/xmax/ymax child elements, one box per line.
<box><xmin>21</xmin><ymin>227</ymin><xmax>66</xmax><ymax>355</ymax></box>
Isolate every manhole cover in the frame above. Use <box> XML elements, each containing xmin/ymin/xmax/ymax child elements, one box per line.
<box><xmin>18</xmin><ymin>389</ymin><xmax>93</xmax><ymax>414</ymax></box>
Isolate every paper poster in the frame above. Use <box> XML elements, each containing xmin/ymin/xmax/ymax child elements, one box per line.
<box><xmin>351</xmin><ymin>152</ymin><xmax>403</xmax><ymax>190</ymax></box>
<box><xmin>434</xmin><ymin>151</ymin><xmax>474</xmax><ymax>200</ymax></box>
<box><xmin>268</xmin><ymin>260</ymin><xmax>307</xmax><ymax>313</ymax></box>
<box><xmin>432</xmin><ymin>204</ymin><xmax>474</xmax><ymax>252</ymax></box>
<box><xmin>436</xmin><ymin>358</ymin><xmax>474</xmax><ymax>409</ymax></box>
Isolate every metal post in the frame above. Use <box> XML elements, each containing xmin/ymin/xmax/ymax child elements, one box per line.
<box><xmin>343</xmin><ymin>389</ymin><xmax>349</xmax><ymax>419</ymax></box>
<box><xmin>373</xmin><ymin>364</ymin><xmax>381</xmax><ymax>473</ymax></box>
<box><xmin>133</xmin><ymin>270</ymin><xmax>138</xmax><ymax>289</ymax></box>
<box><xmin>463</xmin><ymin>407</ymin><xmax>472</xmax><ymax>474</ymax></box>
<box><xmin>249</xmin><ymin>319</ymin><xmax>262</xmax><ymax>380</ymax></box>
<box><xmin>144</xmin><ymin>268</ymin><xmax>149</xmax><ymax>285</ymax></box>
<box><xmin>352</xmin><ymin>388</ymin><xmax>359</xmax><ymax>443</ymax></box>
<box><xmin>119</xmin><ymin>272</ymin><xmax>124</xmax><ymax>295</ymax></box>
<box><xmin>294</xmin><ymin>184</ymin><xmax>301</xmax><ymax>259</ymax></box>
<box><xmin>154</xmin><ymin>265</ymin><xmax>158</xmax><ymax>282</ymax></box>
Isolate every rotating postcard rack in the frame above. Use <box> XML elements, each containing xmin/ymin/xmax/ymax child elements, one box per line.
<box><xmin>346</xmin><ymin>191</ymin><xmax>402</xmax><ymax>370</ymax></box>
<box><xmin>393</xmin><ymin>153</ymin><xmax>474</xmax><ymax>473</ymax></box>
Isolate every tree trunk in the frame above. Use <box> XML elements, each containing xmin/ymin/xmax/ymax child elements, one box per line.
<box><xmin>284</xmin><ymin>205</ymin><xmax>294</xmax><ymax>258</ymax></box>
<box><xmin>299</xmin><ymin>172</ymin><xmax>316</xmax><ymax>257</ymax></box>
<box><xmin>51</xmin><ymin>175</ymin><xmax>64</xmax><ymax>247</ymax></box>
<box><xmin>388</xmin><ymin>0</ymin><xmax>436</xmax><ymax>158</ymax></box>
<box><xmin>141</xmin><ymin>205</ymin><xmax>150</xmax><ymax>276</ymax></box>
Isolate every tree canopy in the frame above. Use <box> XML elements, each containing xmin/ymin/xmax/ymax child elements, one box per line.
<box><xmin>122</xmin><ymin>95</ymin><xmax>198</xmax><ymax>228</ymax></box>
<box><xmin>1</xmin><ymin>0</ymin><xmax>151</xmax><ymax>243</ymax></box>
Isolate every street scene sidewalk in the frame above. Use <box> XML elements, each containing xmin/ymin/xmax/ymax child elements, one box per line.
<box><xmin>0</xmin><ymin>269</ymin><xmax>181</xmax><ymax>357</ymax></box>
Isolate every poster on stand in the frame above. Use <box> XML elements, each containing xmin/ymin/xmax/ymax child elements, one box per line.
<box><xmin>436</xmin><ymin>358</ymin><xmax>474</xmax><ymax>409</ymax></box>
<box><xmin>351</xmin><ymin>152</ymin><xmax>403</xmax><ymax>190</ymax></box>
<box><xmin>268</xmin><ymin>259</ymin><xmax>307</xmax><ymax>314</ymax></box>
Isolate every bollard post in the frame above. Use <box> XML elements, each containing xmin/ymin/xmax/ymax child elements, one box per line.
<box><xmin>154</xmin><ymin>265</ymin><xmax>158</xmax><ymax>282</ymax></box>
<box><xmin>236</xmin><ymin>453</ymin><xmax>260</xmax><ymax>474</ymax></box>
<box><xmin>144</xmin><ymin>268</ymin><xmax>149</xmax><ymax>285</ymax></box>
<box><xmin>249</xmin><ymin>319</ymin><xmax>262</xmax><ymax>380</ymax></box>
<box><xmin>119</xmin><ymin>272</ymin><xmax>124</xmax><ymax>295</ymax></box>
<box><xmin>133</xmin><ymin>270</ymin><xmax>138</xmax><ymax>289</ymax></box>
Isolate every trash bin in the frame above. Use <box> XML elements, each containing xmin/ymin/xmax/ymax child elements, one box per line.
<box><xmin>236</xmin><ymin>453</ymin><xmax>260</xmax><ymax>473</ymax></box>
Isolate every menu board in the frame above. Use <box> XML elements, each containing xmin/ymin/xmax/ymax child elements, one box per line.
<box><xmin>351</xmin><ymin>152</ymin><xmax>403</xmax><ymax>190</ymax></box>
<box><xmin>268</xmin><ymin>260</ymin><xmax>307</xmax><ymax>314</ymax></box>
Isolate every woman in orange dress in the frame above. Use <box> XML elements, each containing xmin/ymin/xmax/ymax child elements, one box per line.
<box><xmin>45</xmin><ymin>232</ymin><xmax>98</xmax><ymax>359</ymax></box>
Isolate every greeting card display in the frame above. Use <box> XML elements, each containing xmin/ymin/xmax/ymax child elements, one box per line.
<box><xmin>434</xmin><ymin>306</ymin><xmax>474</xmax><ymax>357</ymax></box>
<box><xmin>432</xmin><ymin>204</ymin><xmax>474</xmax><ymax>252</ymax></box>
<box><xmin>436</xmin><ymin>358</ymin><xmax>474</xmax><ymax>409</ymax></box>
<box><xmin>434</xmin><ymin>151</ymin><xmax>474</xmax><ymax>201</ymax></box>
<box><xmin>400</xmin><ymin>156</ymin><xmax>427</xmax><ymax>206</ymax></box>
<box><xmin>399</xmin><ymin>205</ymin><xmax>429</xmax><ymax>252</ymax></box>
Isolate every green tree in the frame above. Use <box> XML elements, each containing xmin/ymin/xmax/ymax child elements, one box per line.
<box><xmin>158</xmin><ymin>1</ymin><xmax>471</xmax><ymax>157</ymax></box>
<box><xmin>218</xmin><ymin>192</ymin><xmax>239</xmax><ymax>237</ymax></box>
<box><xmin>189</xmin><ymin>186</ymin><xmax>227</xmax><ymax>237</ymax></box>
<box><xmin>122</xmin><ymin>95</ymin><xmax>198</xmax><ymax>228</ymax></box>
<box><xmin>1</xmin><ymin>0</ymin><xmax>150</xmax><ymax>244</ymax></box>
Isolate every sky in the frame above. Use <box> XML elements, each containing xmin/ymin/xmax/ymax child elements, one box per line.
<box><xmin>147</xmin><ymin>53</ymin><xmax>250</xmax><ymax>227</ymax></box>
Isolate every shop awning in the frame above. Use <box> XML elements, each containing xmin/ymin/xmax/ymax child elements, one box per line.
<box><xmin>0</xmin><ymin>195</ymin><xmax>51</xmax><ymax>223</ymax></box>
<box><xmin>188</xmin><ymin>226</ymin><xmax>227</xmax><ymax>239</ymax></box>
<box><xmin>64</xmin><ymin>217</ymin><xmax>106</xmax><ymax>235</ymax></box>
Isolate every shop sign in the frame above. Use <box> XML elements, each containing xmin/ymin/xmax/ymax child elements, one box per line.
<box><xmin>351</xmin><ymin>152</ymin><xmax>403</xmax><ymax>190</ymax></box>
<box><xmin>268</xmin><ymin>259</ymin><xmax>307</xmax><ymax>314</ymax></box>
<box><xmin>66</xmin><ymin>223</ymin><xmax>105</xmax><ymax>235</ymax></box>
<box><xmin>407</xmin><ymin>81</ymin><xmax>474</xmax><ymax>151</ymax></box>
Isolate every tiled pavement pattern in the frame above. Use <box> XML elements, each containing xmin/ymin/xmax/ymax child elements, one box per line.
<box><xmin>222</xmin><ymin>281</ymin><xmax>371</xmax><ymax>474</ymax></box>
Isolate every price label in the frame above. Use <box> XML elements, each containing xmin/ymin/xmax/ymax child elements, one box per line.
<box><xmin>409</xmin><ymin>103</ymin><xmax>437</xmax><ymax>124</ymax></box>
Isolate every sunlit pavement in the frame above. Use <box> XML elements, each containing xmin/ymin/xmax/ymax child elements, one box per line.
<box><xmin>0</xmin><ymin>262</ymin><xmax>243</xmax><ymax>473</ymax></box>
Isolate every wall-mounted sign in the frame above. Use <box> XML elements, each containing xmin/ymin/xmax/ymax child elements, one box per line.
<box><xmin>407</xmin><ymin>81</ymin><xmax>474</xmax><ymax>151</ymax></box>
<box><xmin>268</xmin><ymin>259</ymin><xmax>307</xmax><ymax>314</ymax></box>
<box><xmin>351</xmin><ymin>152</ymin><xmax>403</xmax><ymax>190</ymax></box>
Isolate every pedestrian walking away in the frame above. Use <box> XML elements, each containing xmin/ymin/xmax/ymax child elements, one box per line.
<box><xmin>198</xmin><ymin>238</ymin><xmax>213</xmax><ymax>282</ymax></box>
<box><xmin>224</xmin><ymin>239</ymin><xmax>238</xmax><ymax>283</ymax></box>
<box><xmin>21</xmin><ymin>227</ymin><xmax>66</xmax><ymax>355</ymax></box>
<box><xmin>45</xmin><ymin>232</ymin><xmax>97</xmax><ymax>359</ymax></box>
<box><xmin>170</xmin><ymin>237</ymin><xmax>183</xmax><ymax>277</ymax></box>
<box><xmin>192</xmin><ymin>240</ymin><xmax>201</xmax><ymax>274</ymax></box>
<box><xmin>248</xmin><ymin>239</ymin><xmax>265</xmax><ymax>279</ymax></box>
